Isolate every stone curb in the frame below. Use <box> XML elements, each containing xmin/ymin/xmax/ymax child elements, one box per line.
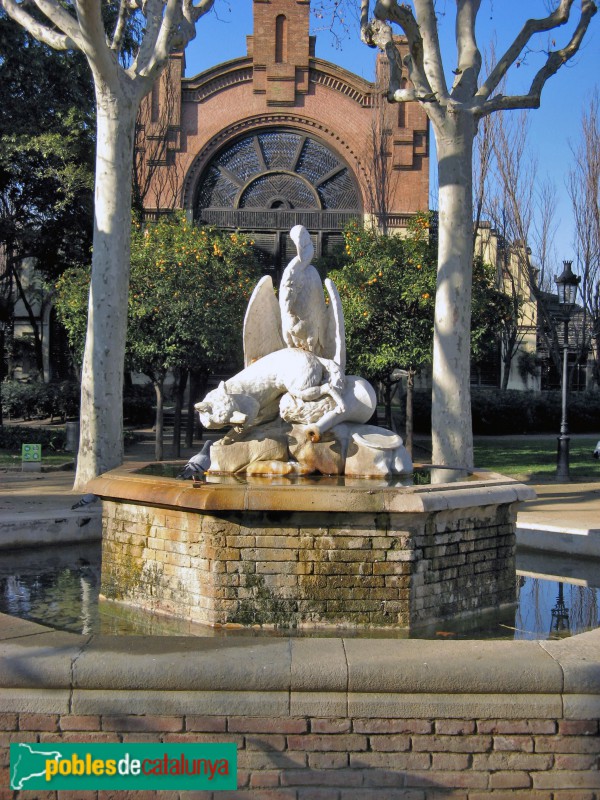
<box><xmin>0</xmin><ymin>508</ymin><xmax>101</xmax><ymax>550</ymax></box>
<box><xmin>517</xmin><ymin>523</ymin><xmax>600</xmax><ymax>558</ymax></box>
<box><xmin>87</xmin><ymin>463</ymin><xmax>536</xmax><ymax>514</ymax></box>
<box><xmin>1</xmin><ymin>614</ymin><xmax>599</xmax><ymax>718</ymax></box>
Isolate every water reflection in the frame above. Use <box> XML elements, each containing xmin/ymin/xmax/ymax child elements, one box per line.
<box><xmin>515</xmin><ymin>576</ymin><xmax>599</xmax><ymax>640</ymax></box>
<box><xmin>136</xmin><ymin>463</ymin><xmax>473</xmax><ymax>487</ymax></box>
<box><xmin>0</xmin><ymin>542</ymin><xmax>598</xmax><ymax>640</ymax></box>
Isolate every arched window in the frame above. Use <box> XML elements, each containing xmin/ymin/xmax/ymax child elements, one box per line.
<box><xmin>275</xmin><ymin>15</ymin><xmax>287</xmax><ymax>64</ymax></box>
<box><xmin>195</xmin><ymin>130</ymin><xmax>360</xmax><ymax>215</ymax></box>
<box><xmin>194</xmin><ymin>129</ymin><xmax>361</xmax><ymax>274</ymax></box>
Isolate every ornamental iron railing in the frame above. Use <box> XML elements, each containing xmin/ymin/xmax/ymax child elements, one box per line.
<box><xmin>197</xmin><ymin>208</ymin><xmax>360</xmax><ymax>231</ymax></box>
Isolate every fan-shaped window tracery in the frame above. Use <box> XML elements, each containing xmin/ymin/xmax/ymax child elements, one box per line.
<box><xmin>193</xmin><ymin>129</ymin><xmax>361</xmax><ymax>273</ymax></box>
<box><xmin>195</xmin><ymin>130</ymin><xmax>360</xmax><ymax>217</ymax></box>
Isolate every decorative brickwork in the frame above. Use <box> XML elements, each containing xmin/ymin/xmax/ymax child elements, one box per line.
<box><xmin>139</xmin><ymin>0</ymin><xmax>429</xmax><ymax>268</ymax></box>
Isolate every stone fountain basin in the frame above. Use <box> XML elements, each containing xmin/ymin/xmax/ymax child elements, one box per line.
<box><xmin>88</xmin><ymin>463</ymin><xmax>534</xmax><ymax>514</ymax></box>
<box><xmin>88</xmin><ymin>464</ymin><xmax>535</xmax><ymax>631</ymax></box>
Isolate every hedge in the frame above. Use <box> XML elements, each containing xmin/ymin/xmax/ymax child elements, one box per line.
<box><xmin>0</xmin><ymin>380</ymin><xmax>80</xmax><ymax>421</ymax></box>
<box><xmin>412</xmin><ymin>388</ymin><xmax>600</xmax><ymax>435</ymax></box>
<box><xmin>4</xmin><ymin>380</ymin><xmax>598</xmax><ymax>438</ymax></box>
<box><xmin>0</xmin><ymin>425</ymin><xmax>67</xmax><ymax>451</ymax></box>
<box><xmin>1</xmin><ymin>380</ymin><xmax>156</xmax><ymax>426</ymax></box>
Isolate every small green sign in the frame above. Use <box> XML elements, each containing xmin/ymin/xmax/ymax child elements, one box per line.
<box><xmin>21</xmin><ymin>444</ymin><xmax>42</xmax><ymax>462</ymax></box>
<box><xmin>10</xmin><ymin>743</ymin><xmax>237</xmax><ymax>791</ymax></box>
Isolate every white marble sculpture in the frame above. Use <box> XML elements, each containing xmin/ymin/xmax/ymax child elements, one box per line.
<box><xmin>193</xmin><ymin>225</ymin><xmax>412</xmax><ymax>477</ymax></box>
<box><xmin>195</xmin><ymin>348</ymin><xmax>346</xmax><ymax>432</ymax></box>
<box><xmin>243</xmin><ymin>224</ymin><xmax>345</xmax><ymax>368</ymax></box>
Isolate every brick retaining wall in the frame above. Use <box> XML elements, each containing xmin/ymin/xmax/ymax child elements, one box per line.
<box><xmin>2</xmin><ymin>710</ymin><xmax>599</xmax><ymax>798</ymax></box>
<box><xmin>1</xmin><ymin>616</ymin><xmax>599</xmax><ymax>798</ymax></box>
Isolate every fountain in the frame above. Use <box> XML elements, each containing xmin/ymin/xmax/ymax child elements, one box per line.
<box><xmin>89</xmin><ymin>226</ymin><xmax>534</xmax><ymax>630</ymax></box>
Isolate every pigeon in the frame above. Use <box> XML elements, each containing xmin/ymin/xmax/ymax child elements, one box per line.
<box><xmin>71</xmin><ymin>493</ymin><xmax>99</xmax><ymax>510</ymax></box>
<box><xmin>178</xmin><ymin>441</ymin><xmax>212</xmax><ymax>480</ymax></box>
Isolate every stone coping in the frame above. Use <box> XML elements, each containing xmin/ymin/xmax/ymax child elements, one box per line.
<box><xmin>87</xmin><ymin>463</ymin><xmax>536</xmax><ymax>514</ymax></box>
<box><xmin>1</xmin><ymin>612</ymin><xmax>599</xmax><ymax>718</ymax></box>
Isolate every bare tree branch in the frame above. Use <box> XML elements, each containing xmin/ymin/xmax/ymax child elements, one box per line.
<box><xmin>1</xmin><ymin>0</ymin><xmax>77</xmax><ymax>49</ymax></box>
<box><xmin>360</xmin><ymin>0</ymin><xmax>371</xmax><ymax>44</ymax></box>
<box><xmin>135</xmin><ymin>0</ymin><xmax>213</xmax><ymax>79</ymax></box>
<box><xmin>476</xmin><ymin>0</ymin><xmax>597</xmax><ymax>109</ymax></box>
<box><xmin>110</xmin><ymin>0</ymin><xmax>132</xmax><ymax>52</ymax></box>
<box><xmin>145</xmin><ymin>0</ymin><xmax>186</xmax><ymax>75</ymax></box>
<box><xmin>374</xmin><ymin>0</ymin><xmax>421</xmax><ymax>45</ymax></box>
<box><xmin>568</xmin><ymin>90</ymin><xmax>600</xmax><ymax>385</ymax></box>
<box><xmin>363</xmin><ymin>18</ymin><xmax>409</xmax><ymax>99</ymax></box>
<box><xmin>131</xmin><ymin>0</ymin><xmax>165</xmax><ymax>76</ymax></box>
<box><xmin>412</xmin><ymin>0</ymin><xmax>448</xmax><ymax>100</ymax></box>
<box><xmin>33</xmin><ymin>0</ymin><xmax>84</xmax><ymax>43</ymax></box>
<box><xmin>190</xmin><ymin>0</ymin><xmax>214</xmax><ymax>23</ymax></box>
<box><xmin>363</xmin><ymin>61</ymin><xmax>401</xmax><ymax>233</ymax></box>
<box><xmin>74</xmin><ymin>0</ymin><xmax>122</xmax><ymax>85</ymax></box>
<box><xmin>452</xmin><ymin>0</ymin><xmax>482</xmax><ymax>101</ymax></box>
<box><xmin>370</xmin><ymin>0</ymin><xmax>447</xmax><ymax>101</ymax></box>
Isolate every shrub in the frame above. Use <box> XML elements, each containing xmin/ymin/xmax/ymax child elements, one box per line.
<box><xmin>0</xmin><ymin>424</ymin><xmax>140</xmax><ymax>453</ymax></box>
<box><xmin>412</xmin><ymin>388</ymin><xmax>600</xmax><ymax>435</ymax></box>
<box><xmin>1</xmin><ymin>379</ymin><xmax>156</xmax><ymax>425</ymax></box>
<box><xmin>1</xmin><ymin>381</ymin><xmax>39</xmax><ymax>420</ymax></box>
<box><xmin>0</xmin><ymin>425</ymin><xmax>67</xmax><ymax>451</ymax></box>
<box><xmin>123</xmin><ymin>383</ymin><xmax>155</xmax><ymax>425</ymax></box>
<box><xmin>1</xmin><ymin>380</ymin><xmax>80</xmax><ymax>421</ymax></box>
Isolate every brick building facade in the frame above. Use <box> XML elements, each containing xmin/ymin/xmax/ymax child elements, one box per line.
<box><xmin>139</xmin><ymin>0</ymin><xmax>429</xmax><ymax>273</ymax></box>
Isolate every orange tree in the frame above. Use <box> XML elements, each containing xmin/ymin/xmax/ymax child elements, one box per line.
<box><xmin>328</xmin><ymin>214</ymin><xmax>508</xmax><ymax>452</ymax></box>
<box><xmin>55</xmin><ymin>213</ymin><xmax>259</xmax><ymax>459</ymax></box>
<box><xmin>328</xmin><ymin>214</ymin><xmax>436</xmax><ymax>450</ymax></box>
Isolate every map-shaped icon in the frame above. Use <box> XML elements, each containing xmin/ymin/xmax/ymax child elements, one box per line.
<box><xmin>11</xmin><ymin>743</ymin><xmax>62</xmax><ymax>789</ymax></box>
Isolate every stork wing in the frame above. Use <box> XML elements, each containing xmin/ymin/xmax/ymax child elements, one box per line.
<box><xmin>243</xmin><ymin>276</ymin><xmax>285</xmax><ymax>366</ymax></box>
<box><xmin>323</xmin><ymin>278</ymin><xmax>346</xmax><ymax>369</ymax></box>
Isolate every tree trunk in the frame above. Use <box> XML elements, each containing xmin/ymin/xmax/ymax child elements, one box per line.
<box><xmin>185</xmin><ymin>370</ymin><xmax>208</xmax><ymax>448</ymax></box>
<box><xmin>10</xmin><ymin>259</ymin><xmax>44</xmax><ymax>377</ymax></box>
<box><xmin>0</xmin><ymin>327</ymin><xmax>4</xmax><ymax>426</ymax></box>
<box><xmin>405</xmin><ymin>370</ymin><xmax>414</xmax><ymax>458</ymax></box>
<box><xmin>153</xmin><ymin>373</ymin><xmax>165</xmax><ymax>462</ymax></box>
<box><xmin>172</xmin><ymin>368</ymin><xmax>188</xmax><ymax>458</ymax></box>
<box><xmin>383</xmin><ymin>380</ymin><xmax>392</xmax><ymax>430</ymax></box>
<box><xmin>74</xmin><ymin>89</ymin><xmax>137</xmax><ymax>489</ymax></box>
<box><xmin>501</xmin><ymin>355</ymin><xmax>511</xmax><ymax>390</ymax></box>
<box><xmin>431</xmin><ymin>111</ymin><xmax>476</xmax><ymax>470</ymax></box>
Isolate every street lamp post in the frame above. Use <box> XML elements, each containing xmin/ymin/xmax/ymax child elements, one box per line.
<box><xmin>549</xmin><ymin>582</ymin><xmax>570</xmax><ymax>638</ymax></box>
<box><xmin>554</xmin><ymin>260</ymin><xmax>581</xmax><ymax>483</ymax></box>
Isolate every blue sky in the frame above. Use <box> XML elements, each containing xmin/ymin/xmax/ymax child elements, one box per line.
<box><xmin>184</xmin><ymin>1</ymin><xmax>599</xmax><ymax>268</ymax></box>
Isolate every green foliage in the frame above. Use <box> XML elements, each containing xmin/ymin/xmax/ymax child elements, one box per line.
<box><xmin>0</xmin><ymin>12</ymin><xmax>95</xmax><ymax>276</ymax></box>
<box><xmin>53</xmin><ymin>268</ymin><xmax>91</xmax><ymax>366</ymax></box>
<box><xmin>0</xmin><ymin>378</ymin><xmax>155</xmax><ymax>428</ymax></box>
<box><xmin>54</xmin><ymin>214</ymin><xmax>260</xmax><ymax>381</ymax></box>
<box><xmin>328</xmin><ymin>217</ymin><xmax>514</xmax><ymax>388</ymax></box>
<box><xmin>127</xmin><ymin>213</ymin><xmax>259</xmax><ymax>379</ymax></box>
<box><xmin>412</xmin><ymin>389</ymin><xmax>600</xmax><ymax>435</ymax></box>
<box><xmin>470</xmin><ymin>257</ymin><xmax>513</xmax><ymax>364</ymax></box>
<box><xmin>328</xmin><ymin>214</ymin><xmax>437</xmax><ymax>383</ymax></box>
<box><xmin>0</xmin><ymin>380</ymin><xmax>79</xmax><ymax>421</ymax></box>
<box><xmin>0</xmin><ymin>424</ymin><xmax>66</xmax><ymax>451</ymax></box>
